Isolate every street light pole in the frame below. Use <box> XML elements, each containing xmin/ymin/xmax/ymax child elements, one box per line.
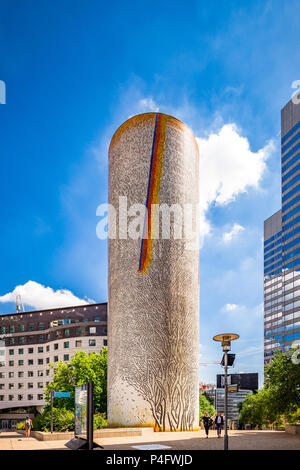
<box><xmin>224</xmin><ymin>349</ymin><xmax>228</xmax><ymax>450</ymax></box>
<box><xmin>213</xmin><ymin>333</ymin><xmax>239</xmax><ymax>451</ymax></box>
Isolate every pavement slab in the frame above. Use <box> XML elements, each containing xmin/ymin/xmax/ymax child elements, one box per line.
<box><xmin>0</xmin><ymin>430</ymin><xmax>299</xmax><ymax>451</ymax></box>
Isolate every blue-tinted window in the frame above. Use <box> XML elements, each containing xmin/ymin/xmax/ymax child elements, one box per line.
<box><xmin>282</xmin><ymin>142</ymin><xmax>300</xmax><ymax>164</ymax></box>
<box><xmin>282</xmin><ymin>131</ymin><xmax>300</xmax><ymax>154</ymax></box>
<box><xmin>282</xmin><ymin>121</ymin><xmax>300</xmax><ymax>145</ymax></box>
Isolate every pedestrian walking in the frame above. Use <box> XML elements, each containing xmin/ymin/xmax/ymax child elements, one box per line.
<box><xmin>24</xmin><ymin>416</ymin><xmax>33</xmax><ymax>438</ymax></box>
<box><xmin>202</xmin><ymin>412</ymin><xmax>213</xmax><ymax>438</ymax></box>
<box><xmin>215</xmin><ymin>412</ymin><xmax>224</xmax><ymax>438</ymax></box>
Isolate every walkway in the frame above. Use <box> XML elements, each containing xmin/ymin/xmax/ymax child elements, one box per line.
<box><xmin>0</xmin><ymin>429</ymin><xmax>299</xmax><ymax>450</ymax></box>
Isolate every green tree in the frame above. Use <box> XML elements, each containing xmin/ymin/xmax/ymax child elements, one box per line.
<box><xmin>199</xmin><ymin>393</ymin><xmax>216</xmax><ymax>421</ymax></box>
<box><xmin>45</xmin><ymin>346</ymin><xmax>107</xmax><ymax>413</ymax></box>
<box><xmin>264</xmin><ymin>349</ymin><xmax>300</xmax><ymax>417</ymax></box>
<box><xmin>239</xmin><ymin>348</ymin><xmax>300</xmax><ymax>427</ymax></box>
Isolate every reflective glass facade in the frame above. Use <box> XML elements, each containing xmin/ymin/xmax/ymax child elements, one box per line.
<box><xmin>264</xmin><ymin>98</ymin><xmax>300</xmax><ymax>367</ymax></box>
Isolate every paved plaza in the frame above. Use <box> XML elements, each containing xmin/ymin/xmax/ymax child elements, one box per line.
<box><xmin>0</xmin><ymin>429</ymin><xmax>299</xmax><ymax>451</ymax></box>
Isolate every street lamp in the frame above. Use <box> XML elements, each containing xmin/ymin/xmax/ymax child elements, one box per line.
<box><xmin>213</xmin><ymin>333</ymin><xmax>239</xmax><ymax>451</ymax></box>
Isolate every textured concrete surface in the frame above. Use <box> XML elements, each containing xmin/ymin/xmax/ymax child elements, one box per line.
<box><xmin>1</xmin><ymin>429</ymin><xmax>300</xmax><ymax>450</ymax></box>
<box><xmin>108</xmin><ymin>113</ymin><xmax>200</xmax><ymax>431</ymax></box>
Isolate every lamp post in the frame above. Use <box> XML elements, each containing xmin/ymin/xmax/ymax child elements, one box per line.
<box><xmin>213</xmin><ymin>333</ymin><xmax>239</xmax><ymax>450</ymax></box>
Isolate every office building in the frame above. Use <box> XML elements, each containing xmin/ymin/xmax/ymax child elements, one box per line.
<box><xmin>0</xmin><ymin>302</ymin><xmax>107</xmax><ymax>430</ymax></box>
<box><xmin>216</xmin><ymin>372</ymin><xmax>258</xmax><ymax>392</ymax></box>
<box><xmin>264</xmin><ymin>98</ymin><xmax>300</xmax><ymax>366</ymax></box>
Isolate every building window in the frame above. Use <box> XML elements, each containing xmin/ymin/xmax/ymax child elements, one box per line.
<box><xmin>18</xmin><ymin>395</ymin><xmax>23</xmax><ymax>401</ymax></box>
<box><xmin>75</xmin><ymin>340</ymin><xmax>82</xmax><ymax>347</ymax></box>
<box><xmin>9</xmin><ymin>326</ymin><xmax>15</xmax><ymax>333</ymax></box>
<box><xmin>8</xmin><ymin>372</ymin><xmax>14</xmax><ymax>378</ymax></box>
<box><xmin>28</xmin><ymin>360</ymin><xmax>33</xmax><ymax>366</ymax></box>
<box><xmin>28</xmin><ymin>348</ymin><xmax>34</xmax><ymax>354</ymax></box>
<box><xmin>0</xmin><ymin>327</ymin><xmax>5</xmax><ymax>334</ymax></box>
<box><xmin>28</xmin><ymin>371</ymin><xmax>34</xmax><ymax>377</ymax></box>
<box><xmin>37</xmin><ymin>371</ymin><xmax>43</xmax><ymax>377</ymax></box>
<box><xmin>0</xmin><ymin>395</ymin><xmax>4</xmax><ymax>401</ymax></box>
<box><xmin>103</xmin><ymin>327</ymin><xmax>107</xmax><ymax>335</ymax></box>
<box><xmin>9</xmin><ymin>338</ymin><xmax>15</xmax><ymax>345</ymax></box>
<box><xmin>18</xmin><ymin>360</ymin><xmax>24</xmax><ymax>366</ymax></box>
<box><xmin>8</xmin><ymin>395</ymin><xmax>14</xmax><ymax>401</ymax></box>
<box><xmin>28</xmin><ymin>395</ymin><xmax>33</xmax><ymax>401</ymax></box>
<box><xmin>19</xmin><ymin>337</ymin><xmax>25</xmax><ymax>344</ymax></box>
<box><xmin>89</xmin><ymin>339</ymin><xmax>96</xmax><ymax>347</ymax></box>
<box><xmin>64</xmin><ymin>342</ymin><xmax>69</xmax><ymax>348</ymax></box>
<box><xmin>38</xmin><ymin>323</ymin><xmax>44</xmax><ymax>330</ymax></box>
<box><xmin>46</xmin><ymin>345</ymin><xmax>50</xmax><ymax>352</ymax></box>
<box><xmin>103</xmin><ymin>339</ymin><xmax>107</xmax><ymax>346</ymax></box>
<box><xmin>28</xmin><ymin>383</ymin><xmax>33</xmax><ymax>389</ymax></box>
<box><xmin>28</xmin><ymin>336</ymin><xmax>34</xmax><ymax>344</ymax></box>
<box><xmin>94</xmin><ymin>317</ymin><xmax>100</xmax><ymax>322</ymax></box>
<box><xmin>9</xmin><ymin>383</ymin><xmax>14</xmax><ymax>389</ymax></box>
<box><xmin>46</xmin><ymin>370</ymin><xmax>49</xmax><ymax>376</ymax></box>
<box><xmin>75</xmin><ymin>328</ymin><xmax>82</xmax><ymax>335</ymax></box>
<box><xmin>63</xmin><ymin>354</ymin><xmax>69</xmax><ymax>361</ymax></box>
<box><xmin>0</xmin><ymin>373</ymin><xmax>4</xmax><ymax>378</ymax></box>
<box><xmin>46</xmin><ymin>357</ymin><xmax>50</xmax><ymax>364</ymax></box>
<box><xmin>54</xmin><ymin>343</ymin><xmax>58</xmax><ymax>350</ymax></box>
<box><xmin>37</xmin><ymin>382</ymin><xmax>43</xmax><ymax>388</ymax></box>
<box><xmin>64</xmin><ymin>329</ymin><xmax>70</xmax><ymax>337</ymax></box>
<box><xmin>9</xmin><ymin>349</ymin><xmax>14</xmax><ymax>355</ymax></box>
<box><xmin>38</xmin><ymin>359</ymin><xmax>43</xmax><ymax>365</ymax></box>
<box><xmin>39</xmin><ymin>335</ymin><xmax>44</xmax><ymax>343</ymax></box>
<box><xmin>0</xmin><ymin>384</ymin><xmax>4</xmax><ymax>390</ymax></box>
<box><xmin>9</xmin><ymin>360</ymin><xmax>14</xmax><ymax>366</ymax></box>
<box><xmin>19</xmin><ymin>325</ymin><xmax>25</xmax><ymax>332</ymax></box>
<box><xmin>18</xmin><ymin>348</ymin><xmax>24</xmax><ymax>355</ymax></box>
<box><xmin>18</xmin><ymin>383</ymin><xmax>24</xmax><ymax>389</ymax></box>
<box><xmin>28</xmin><ymin>323</ymin><xmax>34</xmax><ymax>331</ymax></box>
<box><xmin>54</xmin><ymin>356</ymin><xmax>59</xmax><ymax>362</ymax></box>
<box><xmin>38</xmin><ymin>394</ymin><xmax>43</xmax><ymax>400</ymax></box>
<box><xmin>18</xmin><ymin>371</ymin><xmax>24</xmax><ymax>378</ymax></box>
<box><xmin>38</xmin><ymin>347</ymin><xmax>43</xmax><ymax>353</ymax></box>
<box><xmin>89</xmin><ymin>327</ymin><xmax>96</xmax><ymax>334</ymax></box>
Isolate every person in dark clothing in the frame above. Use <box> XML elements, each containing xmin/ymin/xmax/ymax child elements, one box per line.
<box><xmin>202</xmin><ymin>412</ymin><xmax>213</xmax><ymax>438</ymax></box>
<box><xmin>215</xmin><ymin>412</ymin><xmax>224</xmax><ymax>438</ymax></box>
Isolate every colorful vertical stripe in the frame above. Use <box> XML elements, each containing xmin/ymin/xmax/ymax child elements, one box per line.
<box><xmin>138</xmin><ymin>113</ymin><xmax>167</xmax><ymax>273</ymax></box>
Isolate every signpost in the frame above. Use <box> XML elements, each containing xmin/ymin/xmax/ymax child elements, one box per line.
<box><xmin>66</xmin><ymin>382</ymin><xmax>102</xmax><ymax>450</ymax></box>
<box><xmin>50</xmin><ymin>390</ymin><xmax>71</xmax><ymax>433</ymax></box>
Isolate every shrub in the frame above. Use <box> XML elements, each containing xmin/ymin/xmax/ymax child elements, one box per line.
<box><xmin>16</xmin><ymin>421</ymin><xmax>25</xmax><ymax>430</ymax></box>
<box><xmin>93</xmin><ymin>413</ymin><xmax>107</xmax><ymax>430</ymax></box>
<box><xmin>34</xmin><ymin>407</ymin><xmax>75</xmax><ymax>432</ymax></box>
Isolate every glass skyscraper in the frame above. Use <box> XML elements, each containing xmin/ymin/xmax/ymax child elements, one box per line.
<box><xmin>264</xmin><ymin>97</ymin><xmax>300</xmax><ymax>366</ymax></box>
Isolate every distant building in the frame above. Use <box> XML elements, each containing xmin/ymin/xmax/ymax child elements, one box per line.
<box><xmin>264</xmin><ymin>98</ymin><xmax>300</xmax><ymax>366</ymax></box>
<box><xmin>216</xmin><ymin>372</ymin><xmax>258</xmax><ymax>392</ymax></box>
<box><xmin>213</xmin><ymin>388</ymin><xmax>252</xmax><ymax>424</ymax></box>
<box><xmin>0</xmin><ymin>302</ymin><xmax>107</xmax><ymax>430</ymax></box>
<box><xmin>206</xmin><ymin>373</ymin><xmax>259</xmax><ymax>425</ymax></box>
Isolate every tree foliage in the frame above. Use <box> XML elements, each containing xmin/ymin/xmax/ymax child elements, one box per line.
<box><xmin>44</xmin><ymin>347</ymin><xmax>107</xmax><ymax>413</ymax></box>
<box><xmin>239</xmin><ymin>348</ymin><xmax>300</xmax><ymax>426</ymax></box>
<box><xmin>199</xmin><ymin>393</ymin><xmax>216</xmax><ymax>420</ymax></box>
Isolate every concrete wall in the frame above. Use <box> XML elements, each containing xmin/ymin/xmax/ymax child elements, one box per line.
<box><xmin>108</xmin><ymin>113</ymin><xmax>200</xmax><ymax>431</ymax></box>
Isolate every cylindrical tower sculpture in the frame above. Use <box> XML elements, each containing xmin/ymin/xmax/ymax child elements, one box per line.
<box><xmin>108</xmin><ymin>113</ymin><xmax>199</xmax><ymax>431</ymax></box>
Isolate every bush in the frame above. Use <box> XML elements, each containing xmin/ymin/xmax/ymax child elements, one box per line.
<box><xmin>34</xmin><ymin>407</ymin><xmax>75</xmax><ymax>432</ymax></box>
<box><xmin>93</xmin><ymin>413</ymin><xmax>107</xmax><ymax>430</ymax></box>
<box><xmin>16</xmin><ymin>421</ymin><xmax>25</xmax><ymax>430</ymax></box>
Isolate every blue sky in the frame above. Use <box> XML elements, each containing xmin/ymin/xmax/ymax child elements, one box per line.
<box><xmin>0</xmin><ymin>0</ymin><xmax>300</xmax><ymax>386</ymax></box>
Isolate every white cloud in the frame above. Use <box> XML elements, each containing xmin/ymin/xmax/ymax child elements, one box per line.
<box><xmin>221</xmin><ymin>303</ymin><xmax>239</xmax><ymax>312</ymax></box>
<box><xmin>0</xmin><ymin>281</ymin><xmax>92</xmax><ymax>310</ymax></box>
<box><xmin>196</xmin><ymin>123</ymin><xmax>275</xmax><ymax>242</ymax></box>
<box><xmin>137</xmin><ymin>98</ymin><xmax>159</xmax><ymax>113</ymax></box>
<box><xmin>223</xmin><ymin>223</ymin><xmax>245</xmax><ymax>243</ymax></box>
